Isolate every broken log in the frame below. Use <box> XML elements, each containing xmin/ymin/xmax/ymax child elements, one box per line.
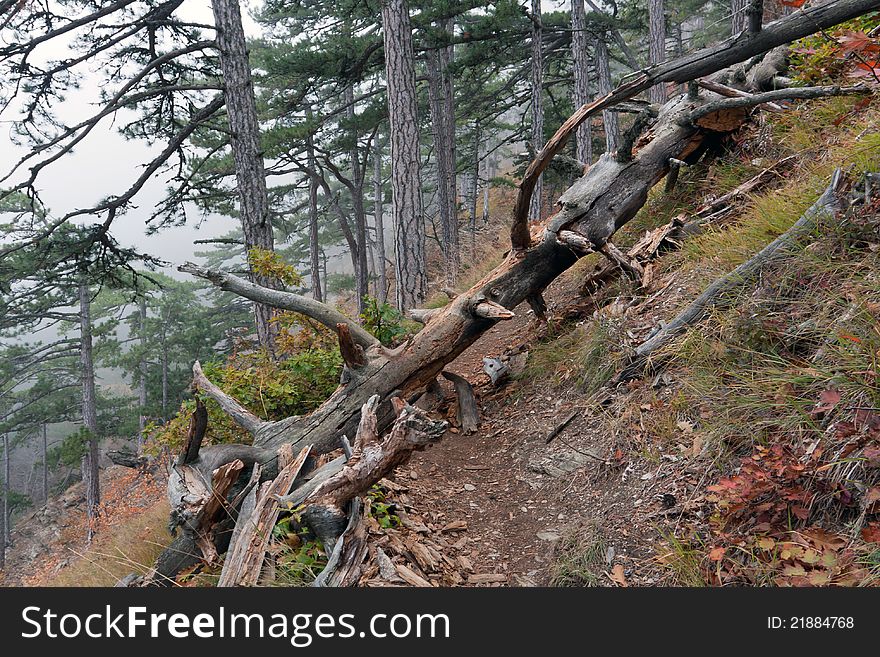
<box><xmin>441</xmin><ymin>371</ymin><xmax>480</xmax><ymax>434</ymax></box>
<box><xmin>179</xmin><ymin>398</ymin><xmax>208</xmax><ymax>466</ymax></box>
<box><xmin>217</xmin><ymin>445</ymin><xmax>312</xmax><ymax>587</ymax></box>
<box><xmin>301</xmin><ymin>396</ymin><xmax>446</xmax><ymax>550</ymax></box>
<box><xmin>511</xmin><ymin>0</ymin><xmax>880</xmax><ymax>249</ymax></box>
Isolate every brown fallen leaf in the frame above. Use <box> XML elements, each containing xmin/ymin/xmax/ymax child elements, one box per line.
<box><xmin>442</xmin><ymin>520</ymin><xmax>468</xmax><ymax>532</ymax></box>
<box><xmin>609</xmin><ymin>564</ymin><xmax>628</xmax><ymax>587</ymax></box>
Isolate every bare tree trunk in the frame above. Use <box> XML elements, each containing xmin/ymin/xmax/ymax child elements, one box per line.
<box><xmin>732</xmin><ymin>0</ymin><xmax>748</xmax><ymax>34</ymax></box>
<box><xmin>345</xmin><ymin>86</ymin><xmax>370</xmax><ymax>315</ymax></box>
<box><xmin>42</xmin><ymin>423</ymin><xmax>48</xmax><ymax>503</ymax></box>
<box><xmin>212</xmin><ymin>0</ymin><xmax>277</xmax><ymax>353</ymax></box>
<box><xmin>307</xmin><ymin>119</ymin><xmax>323</xmax><ymax>303</ymax></box>
<box><xmin>161</xmin><ymin>336</ymin><xmax>169</xmax><ymax>419</ymax></box>
<box><xmin>373</xmin><ymin>143</ymin><xmax>388</xmax><ymax>304</ymax></box>
<box><xmin>382</xmin><ymin>0</ymin><xmax>426</xmax><ymax>310</ymax></box>
<box><xmin>571</xmin><ymin>0</ymin><xmax>593</xmax><ymax>166</ymax></box>
<box><xmin>137</xmin><ymin>297</ymin><xmax>147</xmax><ymax>452</ymax></box>
<box><xmin>529</xmin><ymin>0</ymin><xmax>544</xmax><ymax>222</ymax></box>
<box><xmin>595</xmin><ymin>35</ymin><xmax>618</xmax><ymax>154</ymax></box>
<box><xmin>78</xmin><ymin>281</ymin><xmax>100</xmax><ymax>544</ymax></box>
<box><xmin>426</xmin><ymin>20</ymin><xmax>458</xmax><ymax>286</ymax></box>
<box><xmin>649</xmin><ymin>0</ymin><xmax>668</xmax><ymax>104</ymax></box>
<box><xmin>2</xmin><ymin>433</ymin><xmax>8</xmax><ymax>567</ymax></box>
<box><xmin>469</xmin><ymin>120</ymin><xmax>480</xmax><ymax>259</ymax></box>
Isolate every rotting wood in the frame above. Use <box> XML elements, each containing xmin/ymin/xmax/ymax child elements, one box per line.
<box><xmin>217</xmin><ymin>445</ymin><xmax>312</xmax><ymax>587</ymax></box>
<box><xmin>441</xmin><ymin>371</ymin><xmax>479</xmax><ymax>434</ymax></box>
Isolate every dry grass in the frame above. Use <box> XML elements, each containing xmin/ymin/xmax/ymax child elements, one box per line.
<box><xmin>48</xmin><ymin>500</ymin><xmax>172</xmax><ymax>587</ymax></box>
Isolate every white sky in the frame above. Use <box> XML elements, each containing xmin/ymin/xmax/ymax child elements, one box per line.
<box><xmin>0</xmin><ymin>1</ymin><xmax>264</xmax><ymax>273</ymax></box>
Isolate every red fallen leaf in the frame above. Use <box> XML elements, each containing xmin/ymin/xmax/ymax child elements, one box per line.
<box><xmin>708</xmin><ymin>546</ymin><xmax>726</xmax><ymax>561</ymax></box>
<box><xmin>861</xmin><ymin>524</ymin><xmax>880</xmax><ymax>543</ymax></box>
<box><xmin>791</xmin><ymin>505</ymin><xmax>810</xmax><ymax>520</ymax></box>
<box><xmin>865</xmin><ymin>487</ymin><xmax>880</xmax><ymax>506</ymax></box>
<box><xmin>781</xmin><ymin>0</ymin><xmax>807</xmax><ymax>7</ymax></box>
<box><xmin>863</xmin><ymin>446</ymin><xmax>880</xmax><ymax>468</ymax></box>
<box><xmin>811</xmin><ymin>389</ymin><xmax>841</xmax><ymax>417</ymax></box>
<box><xmin>819</xmin><ymin>388</ymin><xmax>841</xmax><ymax>407</ymax></box>
<box><xmin>836</xmin><ymin>32</ymin><xmax>880</xmax><ymax>57</ymax></box>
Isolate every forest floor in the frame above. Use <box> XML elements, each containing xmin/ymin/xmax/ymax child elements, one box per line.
<box><xmin>369</xmin><ymin>264</ymin><xmax>710</xmax><ymax>587</ymax></box>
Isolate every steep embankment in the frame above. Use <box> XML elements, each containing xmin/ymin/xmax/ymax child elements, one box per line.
<box><xmin>1</xmin><ymin>465</ymin><xmax>167</xmax><ymax>586</ymax></box>
<box><xmin>367</xmin><ymin>95</ymin><xmax>880</xmax><ymax>587</ymax></box>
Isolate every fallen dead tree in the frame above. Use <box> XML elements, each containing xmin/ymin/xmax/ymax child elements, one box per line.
<box><xmin>613</xmin><ymin>169</ymin><xmax>847</xmax><ymax>383</ymax></box>
<box><xmin>134</xmin><ymin>2</ymin><xmax>880</xmax><ymax>586</ymax></box>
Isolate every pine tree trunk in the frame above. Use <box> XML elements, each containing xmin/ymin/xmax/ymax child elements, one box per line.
<box><xmin>529</xmin><ymin>0</ymin><xmax>544</xmax><ymax>221</ymax></box>
<box><xmin>161</xmin><ymin>331</ymin><xmax>169</xmax><ymax>419</ymax></box>
<box><xmin>427</xmin><ymin>38</ymin><xmax>457</xmax><ymax>285</ymax></box>
<box><xmin>137</xmin><ymin>297</ymin><xmax>148</xmax><ymax>451</ymax></box>
<box><xmin>78</xmin><ymin>281</ymin><xmax>100</xmax><ymax>544</ymax></box>
<box><xmin>345</xmin><ymin>86</ymin><xmax>369</xmax><ymax>315</ymax></box>
<box><xmin>441</xmin><ymin>19</ymin><xmax>458</xmax><ymax>280</ymax></box>
<box><xmin>732</xmin><ymin>0</ymin><xmax>748</xmax><ymax>34</ymax></box>
<box><xmin>42</xmin><ymin>423</ymin><xmax>48</xmax><ymax>503</ymax></box>
<box><xmin>212</xmin><ymin>0</ymin><xmax>277</xmax><ymax>353</ymax></box>
<box><xmin>570</xmin><ymin>0</ymin><xmax>593</xmax><ymax>166</ymax></box>
<box><xmin>1</xmin><ymin>433</ymin><xmax>7</xmax><ymax>570</ymax></box>
<box><xmin>469</xmin><ymin>120</ymin><xmax>480</xmax><ymax>259</ymax></box>
<box><xmin>373</xmin><ymin>143</ymin><xmax>387</xmax><ymax>304</ymax></box>
<box><xmin>306</xmin><ymin>115</ymin><xmax>323</xmax><ymax>303</ymax></box>
<box><xmin>2</xmin><ymin>435</ymin><xmax>8</xmax><ymax>544</ymax></box>
<box><xmin>595</xmin><ymin>35</ymin><xmax>619</xmax><ymax>153</ymax></box>
<box><xmin>649</xmin><ymin>0</ymin><xmax>667</xmax><ymax>104</ymax></box>
<box><xmin>382</xmin><ymin>0</ymin><xmax>426</xmax><ymax>310</ymax></box>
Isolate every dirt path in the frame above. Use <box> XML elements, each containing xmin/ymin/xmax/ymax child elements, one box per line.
<box><xmin>394</xmin><ymin>272</ymin><xmax>696</xmax><ymax>587</ymax></box>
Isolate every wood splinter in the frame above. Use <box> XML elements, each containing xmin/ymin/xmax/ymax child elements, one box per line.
<box><xmin>599</xmin><ymin>241</ymin><xmax>645</xmax><ymax>281</ymax></box>
<box><xmin>473</xmin><ymin>299</ymin><xmax>515</xmax><ymax>320</ymax></box>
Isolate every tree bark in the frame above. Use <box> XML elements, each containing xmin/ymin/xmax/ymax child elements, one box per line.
<box><xmin>2</xmin><ymin>433</ymin><xmax>8</xmax><ymax>569</ymax></box>
<box><xmin>345</xmin><ymin>85</ymin><xmax>370</xmax><ymax>315</ymax></box>
<box><xmin>649</xmin><ymin>0</ymin><xmax>667</xmax><ymax>104</ymax></box>
<box><xmin>373</xmin><ymin>143</ymin><xmax>388</xmax><ymax>304</ymax></box>
<box><xmin>571</xmin><ymin>0</ymin><xmax>593</xmax><ymax>167</ymax></box>
<box><xmin>469</xmin><ymin>120</ymin><xmax>480</xmax><ymax>258</ymax></box>
<box><xmin>42</xmin><ymin>422</ymin><xmax>48</xmax><ymax>503</ymax></box>
<box><xmin>211</xmin><ymin>0</ymin><xmax>277</xmax><ymax>353</ymax></box>
<box><xmin>529</xmin><ymin>0</ymin><xmax>544</xmax><ymax>222</ymax></box>
<box><xmin>307</xmin><ymin>116</ymin><xmax>323</xmax><ymax>303</ymax></box>
<box><xmin>382</xmin><ymin>0</ymin><xmax>427</xmax><ymax>311</ymax></box>
<box><xmin>78</xmin><ymin>280</ymin><xmax>100</xmax><ymax>544</ymax></box>
<box><xmin>595</xmin><ymin>35</ymin><xmax>618</xmax><ymax>154</ymax></box>
<box><xmin>732</xmin><ymin>0</ymin><xmax>749</xmax><ymax>35</ymax></box>
<box><xmin>137</xmin><ymin>297</ymin><xmax>148</xmax><ymax>451</ymax></box>
<box><xmin>426</xmin><ymin>19</ymin><xmax>458</xmax><ymax>286</ymax></box>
